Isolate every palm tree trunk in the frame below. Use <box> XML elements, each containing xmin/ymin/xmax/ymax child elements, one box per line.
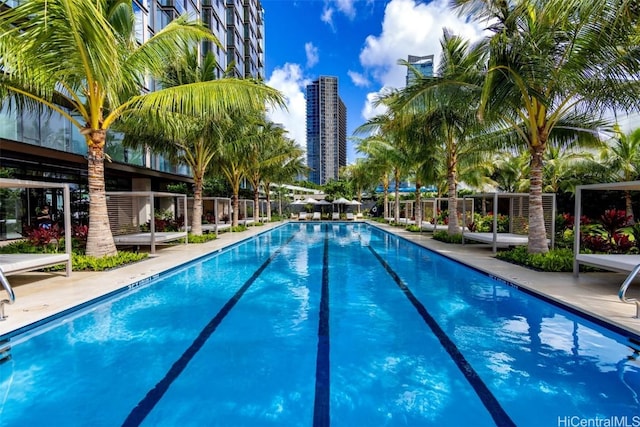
<box><xmin>447</xmin><ymin>168</ymin><xmax>460</xmax><ymax>235</ymax></box>
<box><xmin>625</xmin><ymin>190</ymin><xmax>635</xmax><ymax>223</ymax></box>
<box><xmin>85</xmin><ymin>132</ymin><xmax>117</xmax><ymax>257</ymax></box>
<box><xmin>232</xmin><ymin>191</ymin><xmax>239</xmax><ymax>227</ymax></box>
<box><xmin>253</xmin><ymin>186</ymin><xmax>260</xmax><ymax>223</ymax></box>
<box><xmin>192</xmin><ymin>175</ymin><xmax>203</xmax><ymax>236</ymax></box>
<box><xmin>394</xmin><ymin>168</ymin><xmax>400</xmax><ymax>223</ymax></box>
<box><xmin>528</xmin><ymin>147</ymin><xmax>548</xmax><ymax>253</ymax></box>
<box><xmin>383</xmin><ymin>177</ymin><xmax>390</xmax><ymax>219</ymax></box>
<box><xmin>415</xmin><ymin>183</ymin><xmax>422</xmax><ymax>227</ymax></box>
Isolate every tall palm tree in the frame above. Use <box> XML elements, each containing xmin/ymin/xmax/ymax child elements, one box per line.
<box><xmin>260</xmin><ymin>139</ymin><xmax>306</xmax><ymax>221</ymax></box>
<box><xmin>453</xmin><ymin>0</ymin><xmax>640</xmax><ymax>253</ymax></box>
<box><xmin>354</xmin><ymin>136</ymin><xmax>395</xmax><ymax>219</ymax></box>
<box><xmin>245</xmin><ymin>122</ymin><xmax>302</xmax><ymax>222</ymax></box>
<box><xmin>0</xmin><ymin>0</ymin><xmax>283</xmax><ymax>256</ymax></box>
<box><xmin>394</xmin><ymin>30</ymin><xmax>489</xmax><ymax>234</ymax></box>
<box><xmin>599</xmin><ymin>126</ymin><xmax>640</xmax><ymax>219</ymax></box>
<box><xmin>355</xmin><ymin>112</ymin><xmax>414</xmax><ymax>223</ymax></box>
<box><xmin>213</xmin><ymin>110</ymin><xmax>264</xmax><ymax>227</ymax></box>
<box><xmin>119</xmin><ymin>49</ymin><xmax>248</xmax><ymax>236</ymax></box>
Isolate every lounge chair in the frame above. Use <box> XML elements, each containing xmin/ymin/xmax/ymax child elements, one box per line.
<box><xmin>332</xmin><ymin>212</ymin><xmax>340</xmax><ymax>220</ymax></box>
<box><xmin>312</xmin><ymin>212</ymin><xmax>321</xmax><ymax>220</ymax></box>
<box><xmin>346</xmin><ymin>212</ymin><xmax>355</xmax><ymax>221</ymax></box>
<box><xmin>298</xmin><ymin>212</ymin><xmax>308</xmax><ymax>220</ymax></box>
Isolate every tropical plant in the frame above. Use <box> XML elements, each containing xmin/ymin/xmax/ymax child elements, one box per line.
<box><xmin>598</xmin><ymin>126</ymin><xmax>640</xmax><ymax>220</ymax></box>
<box><xmin>453</xmin><ymin>0</ymin><xmax>640</xmax><ymax>253</ymax></box>
<box><xmin>393</xmin><ymin>30</ymin><xmax>489</xmax><ymax>234</ymax></box>
<box><xmin>0</xmin><ymin>0</ymin><xmax>283</xmax><ymax>255</ymax></box>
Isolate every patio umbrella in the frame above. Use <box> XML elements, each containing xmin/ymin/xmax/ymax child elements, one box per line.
<box><xmin>350</xmin><ymin>199</ymin><xmax>362</xmax><ymax>213</ymax></box>
<box><xmin>315</xmin><ymin>199</ymin><xmax>331</xmax><ymax>214</ymax></box>
<box><xmin>332</xmin><ymin>197</ymin><xmax>351</xmax><ymax>213</ymax></box>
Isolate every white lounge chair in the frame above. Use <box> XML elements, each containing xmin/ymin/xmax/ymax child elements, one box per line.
<box><xmin>298</xmin><ymin>212</ymin><xmax>308</xmax><ymax>220</ymax></box>
<box><xmin>346</xmin><ymin>212</ymin><xmax>355</xmax><ymax>221</ymax></box>
<box><xmin>312</xmin><ymin>212</ymin><xmax>321</xmax><ymax>220</ymax></box>
<box><xmin>332</xmin><ymin>212</ymin><xmax>340</xmax><ymax>220</ymax></box>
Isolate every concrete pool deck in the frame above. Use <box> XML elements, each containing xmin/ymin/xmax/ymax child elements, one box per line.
<box><xmin>2</xmin><ymin>220</ymin><xmax>640</xmax><ymax>338</ymax></box>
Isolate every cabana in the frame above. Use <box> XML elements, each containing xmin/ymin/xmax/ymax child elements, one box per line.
<box><xmin>461</xmin><ymin>193</ymin><xmax>556</xmax><ymax>253</ymax></box>
<box><xmin>420</xmin><ymin>198</ymin><xmax>474</xmax><ymax>232</ymax></box>
<box><xmin>0</xmin><ymin>179</ymin><xmax>73</xmax><ymax>319</ymax></box>
<box><xmin>386</xmin><ymin>200</ymin><xmax>415</xmax><ymax>224</ymax></box>
<box><xmin>107</xmin><ymin>191</ymin><xmax>188</xmax><ymax>254</ymax></box>
<box><xmin>177</xmin><ymin>197</ymin><xmax>232</xmax><ymax>235</ymax></box>
<box><xmin>237</xmin><ymin>199</ymin><xmax>255</xmax><ymax>225</ymax></box>
<box><xmin>0</xmin><ymin>179</ymin><xmax>72</xmax><ymax>275</ymax></box>
<box><xmin>573</xmin><ymin>182</ymin><xmax>640</xmax><ymax>289</ymax></box>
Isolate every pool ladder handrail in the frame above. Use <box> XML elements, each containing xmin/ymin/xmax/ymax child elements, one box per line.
<box><xmin>0</xmin><ymin>267</ymin><xmax>15</xmax><ymax>321</ymax></box>
<box><xmin>618</xmin><ymin>264</ymin><xmax>640</xmax><ymax>318</ymax></box>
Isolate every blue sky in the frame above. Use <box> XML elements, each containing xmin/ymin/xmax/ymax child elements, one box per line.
<box><xmin>262</xmin><ymin>0</ymin><xmax>485</xmax><ymax>163</ymax></box>
<box><xmin>262</xmin><ymin>0</ymin><xmax>640</xmax><ymax>164</ymax></box>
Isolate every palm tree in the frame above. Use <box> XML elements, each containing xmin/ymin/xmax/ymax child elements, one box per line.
<box><xmin>213</xmin><ymin>110</ymin><xmax>265</xmax><ymax>227</ymax></box>
<box><xmin>599</xmin><ymin>126</ymin><xmax>640</xmax><ymax>220</ymax></box>
<box><xmin>354</xmin><ymin>136</ymin><xmax>395</xmax><ymax>219</ymax></box>
<box><xmin>260</xmin><ymin>139</ymin><xmax>306</xmax><ymax>221</ymax></box>
<box><xmin>394</xmin><ymin>30</ymin><xmax>489</xmax><ymax>234</ymax></box>
<box><xmin>355</xmin><ymin>113</ymin><xmax>414</xmax><ymax>223</ymax></box>
<box><xmin>453</xmin><ymin>0</ymin><xmax>640</xmax><ymax>253</ymax></box>
<box><xmin>0</xmin><ymin>0</ymin><xmax>283</xmax><ymax>256</ymax></box>
<box><xmin>244</xmin><ymin>123</ymin><xmax>305</xmax><ymax>222</ymax></box>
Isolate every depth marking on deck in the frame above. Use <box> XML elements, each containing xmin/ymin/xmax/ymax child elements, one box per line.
<box><xmin>313</xmin><ymin>223</ymin><xmax>331</xmax><ymax>427</ymax></box>
<box><xmin>367</xmin><ymin>245</ymin><xmax>516</xmax><ymax>427</ymax></box>
<box><xmin>121</xmin><ymin>232</ymin><xmax>299</xmax><ymax>427</ymax></box>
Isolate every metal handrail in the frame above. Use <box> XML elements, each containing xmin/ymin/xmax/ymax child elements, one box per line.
<box><xmin>618</xmin><ymin>264</ymin><xmax>640</xmax><ymax>318</ymax></box>
<box><xmin>0</xmin><ymin>268</ymin><xmax>15</xmax><ymax>321</ymax></box>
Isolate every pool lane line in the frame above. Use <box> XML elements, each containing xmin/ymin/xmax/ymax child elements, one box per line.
<box><xmin>121</xmin><ymin>232</ymin><xmax>299</xmax><ymax>427</ymax></box>
<box><xmin>366</xmin><ymin>245</ymin><xmax>516</xmax><ymax>427</ymax></box>
<box><xmin>313</xmin><ymin>223</ymin><xmax>330</xmax><ymax>427</ymax></box>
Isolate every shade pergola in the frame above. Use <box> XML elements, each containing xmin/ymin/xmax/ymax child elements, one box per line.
<box><xmin>462</xmin><ymin>192</ymin><xmax>556</xmax><ymax>253</ymax></box>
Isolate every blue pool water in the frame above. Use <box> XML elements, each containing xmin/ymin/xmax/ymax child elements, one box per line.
<box><xmin>1</xmin><ymin>222</ymin><xmax>639</xmax><ymax>426</ymax></box>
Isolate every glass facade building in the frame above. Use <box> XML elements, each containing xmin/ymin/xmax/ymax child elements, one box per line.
<box><xmin>406</xmin><ymin>54</ymin><xmax>434</xmax><ymax>86</ymax></box>
<box><xmin>0</xmin><ymin>0</ymin><xmax>265</xmax><ymax>196</ymax></box>
<box><xmin>306</xmin><ymin>76</ymin><xmax>347</xmax><ymax>185</ymax></box>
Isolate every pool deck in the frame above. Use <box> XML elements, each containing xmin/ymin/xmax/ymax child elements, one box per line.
<box><xmin>2</xmin><ymin>220</ymin><xmax>640</xmax><ymax>338</ymax></box>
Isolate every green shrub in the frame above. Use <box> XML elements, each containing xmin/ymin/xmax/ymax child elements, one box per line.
<box><xmin>406</xmin><ymin>225</ymin><xmax>421</xmax><ymax>232</ymax></box>
<box><xmin>232</xmin><ymin>224</ymin><xmax>247</xmax><ymax>232</ymax></box>
<box><xmin>185</xmin><ymin>233</ymin><xmax>218</xmax><ymax>243</ymax></box>
<box><xmin>433</xmin><ymin>231</ymin><xmax>463</xmax><ymax>244</ymax></box>
<box><xmin>496</xmin><ymin>246</ymin><xmax>574</xmax><ymax>272</ymax></box>
<box><xmin>72</xmin><ymin>252</ymin><xmax>148</xmax><ymax>271</ymax></box>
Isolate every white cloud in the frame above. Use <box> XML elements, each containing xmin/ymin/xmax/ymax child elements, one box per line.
<box><xmin>357</xmin><ymin>0</ymin><xmax>486</xmax><ymax>122</ymax></box>
<box><xmin>265</xmin><ymin>63</ymin><xmax>310</xmax><ymax>154</ymax></box>
<box><xmin>305</xmin><ymin>42</ymin><xmax>319</xmax><ymax>68</ymax></box>
<box><xmin>321</xmin><ymin>6</ymin><xmax>334</xmax><ymax>27</ymax></box>
<box><xmin>332</xmin><ymin>0</ymin><xmax>357</xmax><ymax>19</ymax></box>
<box><xmin>321</xmin><ymin>0</ymin><xmax>357</xmax><ymax>28</ymax></box>
<box><xmin>348</xmin><ymin>70</ymin><xmax>370</xmax><ymax>87</ymax></box>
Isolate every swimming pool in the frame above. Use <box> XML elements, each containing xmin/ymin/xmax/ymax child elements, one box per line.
<box><xmin>1</xmin><ymin>222</ymin><xmax>639</xmax><ymax>426</ymax></box>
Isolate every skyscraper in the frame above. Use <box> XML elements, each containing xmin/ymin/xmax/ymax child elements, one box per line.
<box><xmin>406</xmin><ymin>54</ymin><xmax>434</xmax><ymax>86</ymax></box>
<box><xmin>0</xmin><ymin>0</ymin><xmax>265</xmax><ymax>202</ymax></box>
<box><xmin>306</xmin><ymin>76</ymin><xmax>347</xmax><ymax>185</ymax></box>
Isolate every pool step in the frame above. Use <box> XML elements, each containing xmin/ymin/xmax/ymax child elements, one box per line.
<box><xmin>0</xmin><ymin>339</ymin><xmax>11</xmax><ymax>363</ymax></box>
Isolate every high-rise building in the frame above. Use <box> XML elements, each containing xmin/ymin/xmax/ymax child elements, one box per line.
<box><xmin>0</xmin><ymin>0</ymin><xmax>265</xmax><ymax>215</ymax></box>
<box><xmin>406</xmin><ymin>54</ymin><xmax>434</xmax><ymax>86</ymax></box>
<box><xmin>306</xmin><ymin>76</ymin><xmax>347</xmax><ymax>185</ymax></box>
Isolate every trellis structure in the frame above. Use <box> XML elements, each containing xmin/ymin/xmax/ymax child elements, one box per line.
<box><xmin>420</xmin><ymin>198</ymin><xmax>475</xmax><ymax>231</ymax></box>
<box><xmin>177</xmin><ymin>197</ymin><xmax>232</xmax><ymax>235</ymax></box>
<box><xmin>462</xmin><ymin>193</ymin><xmax>556</xmax><ymax>253</ymax></box>
<box><xmin>0</xmin><ymin>178</ymin><xmax>72</xmax><ymax>275</ymax></box>
<box><xmin>106</xmin><ymin>191</ymin><xmax>188</xmax><ymax>254</ymax></box>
